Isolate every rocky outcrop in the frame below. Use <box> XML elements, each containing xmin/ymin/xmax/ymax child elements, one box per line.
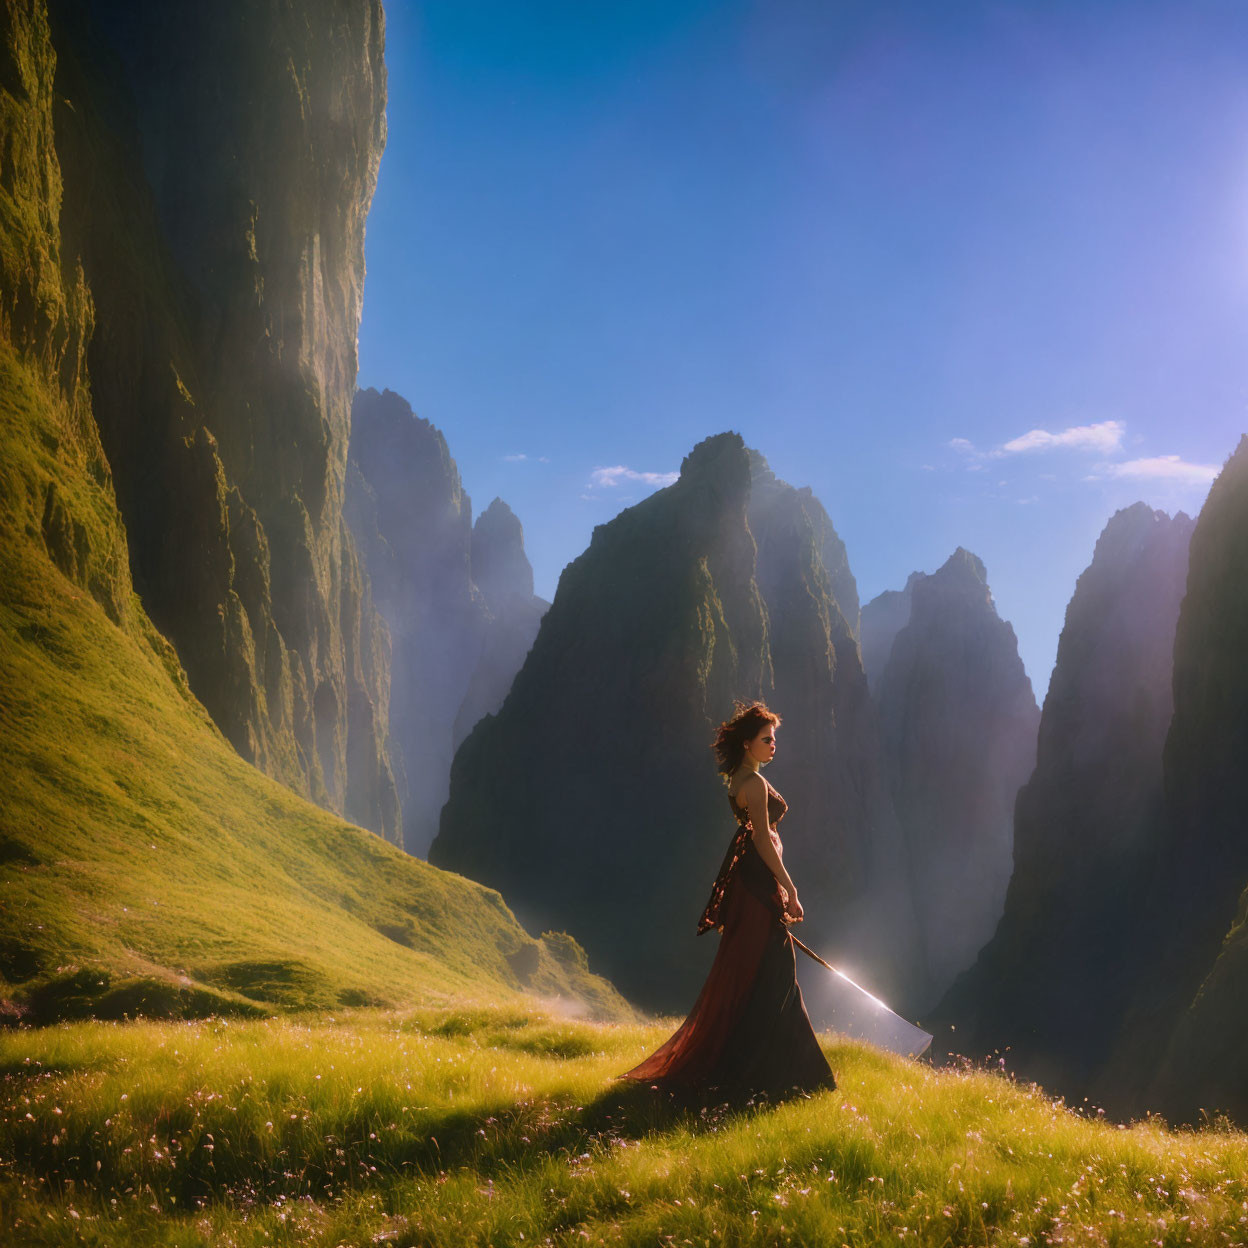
<box><xmin>346</xmin><ymin>389</ymin><xmax>547</xmax><ymax>856</ymax></box>
<box><xmin>875</xmin><ymin>549</ymin><xmax>1040</xmax><ymax>1009</ymax></box>
<box><xmin>430</xmin><ymin>433</ymin><xmax>919</xmax><ymax>1012</ymax></box>
<box><xmin>934</xmin><ymin>504</ymin><xmax>1193</xmax><ymax>1095</ymax></box>
<box><xmin>33</xmin><ymin>0</ymin><xmax>399</xmax><ymax>839</ymax></box>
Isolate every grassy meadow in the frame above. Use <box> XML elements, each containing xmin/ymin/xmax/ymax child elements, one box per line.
<box><xmin>3</xmin><ymin>1002</ymin><xmax>1248</xmax><ymax>1246</ymax></box>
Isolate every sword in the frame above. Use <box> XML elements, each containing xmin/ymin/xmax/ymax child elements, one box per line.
<box><xmin>787</xmin><ymin>930</ymin><xmax>933</xmax><ymax>1059</ymax></box>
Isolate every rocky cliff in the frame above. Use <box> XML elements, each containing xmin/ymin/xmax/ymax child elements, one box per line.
<box><xmin>934</xmin><ymin>504</ymin><xmax>1193</xmax><ymax>1095</ymax></box>
<box><xmin>874</xmin><ymin>549</ymin><xmax>1040</xmax><ymax>1009</ymax></box>
<box><xmin>1093</xmin><ymin>440</ymin><xmax>1248</xmax><ymax>1122</ymax></box>
<box><xmin>33</xmin><ymin>0</ymin><xmax>399</xmax><ymax>839</ymax></box>
<box><xmin>430</xmin><ymin>433</ymin><xmax>919</xmax><ymax>1012</ymax></box>
<box><xmin>346</xmin><ymin>388</ymin><xmax>547</xmax><ymax>855</ymax></box>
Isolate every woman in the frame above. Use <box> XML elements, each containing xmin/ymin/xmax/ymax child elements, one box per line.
<box><xmin>619</xmin><ymin>700</ymin><xmax>836</xmax><ymax>1099</ymax></box>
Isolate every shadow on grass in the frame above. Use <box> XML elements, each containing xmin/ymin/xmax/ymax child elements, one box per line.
<box><xmin>17</xmin><ymin>1070</ymin><xmax>837</xmax><ymax>1211</ymax></box>
<box><xmin>177</xmin><ymin>1078</ymin><xmax>833</xmax><ymax>1207</ymax></box>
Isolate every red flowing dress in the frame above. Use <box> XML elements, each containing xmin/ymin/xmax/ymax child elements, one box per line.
<box><xmin>620</xmin><ymin>778</ymin><xmax>835</xmax><ymax>1098</ymax></box>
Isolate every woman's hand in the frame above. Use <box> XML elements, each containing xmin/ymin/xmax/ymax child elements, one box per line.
<box><xmin>784</xmin><ymin>889</ymin><xmax>804</xmax><ymax>923</ymax></box>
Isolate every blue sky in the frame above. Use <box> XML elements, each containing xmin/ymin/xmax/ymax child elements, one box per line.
<box><xmin>358</xmin><ymin>0</ymin><xmax>1248</xmax><ymax>702</ymax></box>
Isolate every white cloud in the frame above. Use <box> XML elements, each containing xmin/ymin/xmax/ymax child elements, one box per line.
<box><xmin>503</xmin><ymin>453</ymin><xmax>527</xmax><ymax>462</ymax></box>
<box><xmin>1100</xmin><ymin>455</ymin><xmax>1220</xmax><ymax>484</ymax></box>
<box><xmin>994</xmin><ymin>420</ymin><xmax>1125</xmax><ymax>457</ymax></box>
<box><xmin>503</xmin><ymin>452</ymin><xmax>551</xmax><ymax>464</ymax></box>
<box><xmin>950</xmin><ymin>421</ymin><xmax>1125</xmax><ymax>465</ymax></box>
<box><xmin>589</xmin><ymin>464</ymin><xmax>679</xmax><ymax>489</ymax></box>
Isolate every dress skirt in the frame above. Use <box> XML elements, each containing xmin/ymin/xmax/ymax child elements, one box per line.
<box><xmin>620</xmin><ymin>835</ymin><xmax>834</xmax><ymax>1098</ymax></box>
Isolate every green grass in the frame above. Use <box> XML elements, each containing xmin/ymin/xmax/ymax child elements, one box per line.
<box><xmin>2</xmin><ymin>1002</ymin><xmax>1246</xmax><ymax>1246</ymax></box>
<box><xmin>0</xmin><ymin>343</ymin><xmax>628</xmax><ymax>1024</ymax></box>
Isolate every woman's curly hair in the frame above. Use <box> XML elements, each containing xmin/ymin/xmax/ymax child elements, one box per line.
<box><xmin>711</xmin><ymin>699</ymin><xmax>781</xmax><ymax>779</ymax></box>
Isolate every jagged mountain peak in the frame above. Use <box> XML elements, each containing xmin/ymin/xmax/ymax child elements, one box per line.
<box><xmin>1092</xmin><ymin>501</ymin><xmax>1185</xmax><ymax>561</ymax></box>
<box><xmin>355</xmin><ymin>385</ymin><xmax>438</xmax><ymax>431</ymax></box>
<box><xmin>353</xmin><ymin>387</ymin><xmax>462</xmax><ymax>490</ymax></box>
<box><xmin>480</xmin><ymin>496</ymin><xmax>517</xmax><ymax>521</ymax></box>
<box><xmin>937</xmin><ymin>545</ymin><xmax>988</xmax><ymax>585</ymax></box>
<box><xmin>910</xmin><ymin>546</ymin><xmax>994</xmax><ymax>620</ymax></box>
<box><xmin>584</xmin><ymin>431</ymin><xmax>751</xmax><ymax>556</ymax></box>
<box><xmin>472</xmin><ymin>497</ymin><xmax>535</xmax><ymax>611</ymax></box>
<box><xmin>679</xmin><ymin>429</ymin><xmax>747</xmax><ymax>481</ymax></box>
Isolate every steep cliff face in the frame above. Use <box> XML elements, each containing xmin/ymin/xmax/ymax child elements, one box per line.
<box><xmin>346</xmin><ymin>389</ymin><xmax>547</xmax><ymax>856</ymax></box>
<box><xmin>1095</xmin><ymin>439</ymin><xmax>1248</xmax><ymax>1122</ymax></box>
<box><xmin>36</xmin><ymin>0</ymin><xmax>399</xmax><ymax>840</ymax></box>
<box><xmin>934</xmin><ymin>505</ymin><xmax>1193</xmax><ymax>1094</ymax></box>
<box><xmin>0</xmin><ymin>0</ymin><xmax>132</xmax><ymax>629</ymax></box>
<box><xmin>430</xmin><ymin>433</ymin><xmax>919</xmax><ymax>1011</ymax></box>
<box><xmin>875</xmin><ymin>548</ymin><xmax>1040</xmax><ymax>1008</ymax></box>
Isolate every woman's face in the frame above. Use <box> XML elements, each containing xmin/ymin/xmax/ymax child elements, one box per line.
<box><xmin>745</xmin><ymin>722</ymin><xmax>778</xmax><ymax>767</ymax></box>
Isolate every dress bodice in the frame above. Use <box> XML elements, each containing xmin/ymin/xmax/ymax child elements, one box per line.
<box><xmin>699</xmin><ymin>776</ymin><xmax>788</xmax><ymax>936</ymax></box>
<box><xmin>728</xmin><ymin>777</ymin><xmax>787</xmax><ymax>828</ymax></box>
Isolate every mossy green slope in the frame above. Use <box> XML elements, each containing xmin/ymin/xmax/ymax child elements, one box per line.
<box><xmin>0</xmin><ymin>337</ymin><xmax>626</xmax><ymax>1023</ymax></box>
<box><xmin>3</xmin><ymin>1002</ymin><xmax>1246</xmax><ymax>1245</ymax></box>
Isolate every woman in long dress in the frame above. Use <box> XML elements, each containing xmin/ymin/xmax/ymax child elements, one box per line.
<box><xmin>620</xmin><ymin>701</ymin><xmax>836</xmax><ymax>1099</ymax></box>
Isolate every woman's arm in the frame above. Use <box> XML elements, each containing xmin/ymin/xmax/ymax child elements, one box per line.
<box><xmin>741</xmin><ymin>775</ymin><xmax>803</xmax><ymax>921</ymax></box>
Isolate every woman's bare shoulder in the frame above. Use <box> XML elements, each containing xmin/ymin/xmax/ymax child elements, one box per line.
<box><xmin>731</xmin><ymin>771</ymin><xmax>767</xmax><ymax>804</ymax></box>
